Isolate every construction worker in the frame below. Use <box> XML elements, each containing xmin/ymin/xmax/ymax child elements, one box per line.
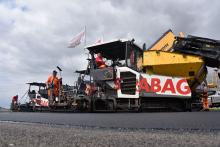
<box><xmin>12</xmin><ymin>95</ymin><xmax>18</xmax><ymax>104</ymax></box>
<box><xmin>201</xmin><ymin>83</ymin><xmax>209</xmax><ymax>111</ymax></box>
<box><xmin>95</xmin><ymin>53</ymin><xmax>106</xmax><ymax>69</ymax></box>
<box><xmin>46</xmin><ymin>70</ymin><xmax>61</xmax><ymax>102</ymax></box>
<box><xmin>11</xmin><ymin>95</ymin><xmax>18</xmax><ymax>111</ymax></box>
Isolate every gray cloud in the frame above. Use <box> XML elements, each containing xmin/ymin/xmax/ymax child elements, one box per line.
<box><xmin>0</xmin><ymin>0</ymin><xmax>220</xmax><ymax>108</ymax></box>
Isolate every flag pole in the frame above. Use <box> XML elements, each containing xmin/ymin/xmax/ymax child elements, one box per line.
<box><xmin>84</xmin><ymin>26</ymin><xmax>86</xmax><ymax>49</ymax></box>
<box><xmin>102</xmin><ymin>33</ymin><xmax>104</xmax><ymax>42</ymax></box>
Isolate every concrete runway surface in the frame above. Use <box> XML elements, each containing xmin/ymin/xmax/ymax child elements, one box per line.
<box><xmin>0</xmin><ymin>111</ymin><xmax>220</xmax><ymax>130</ymax></box>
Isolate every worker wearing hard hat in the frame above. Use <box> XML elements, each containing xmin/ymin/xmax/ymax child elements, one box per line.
<box><xmin>12</xmin><ymin>95</ymin><xmax>18</xmax><ymax>104</ymax></box>
<box><xmin>95</xmin><ymin>53</ymin><xmax>106</xmax><ymax>69</ymax></box>
<box><xmin>46</xmin><ymin>70</ymin><xmax>61</xmax><ymax>99</ymax></box>
<box><xmin>201</xmin><ymin>83</ymin><xmax>209</xmax><ymax>111</ymax></box>
<box><xmin>11</xmin><ymin>95</ymin><xmax>18</xmax><ymax>111</ymax></box>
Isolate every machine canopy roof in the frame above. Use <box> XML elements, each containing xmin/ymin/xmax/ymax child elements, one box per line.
<box><xmin>86</xmin><ymin>39</ymin><xmax>142</xmax><ymax>60</ymax></box>
<box><xmin>75</xmin><ymin>69</ymin><xmax>90</xmax><ymax>75</ymax></box>
<box><xmin>26</xmin><ymin>82</ymin><xmax>46</xmax><ymax>87</ymax></box>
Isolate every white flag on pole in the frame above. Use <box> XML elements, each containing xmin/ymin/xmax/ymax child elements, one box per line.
<box><xmin>68</xmin><ymin>29</ymin><xmax>85</xmax><ymax>48</ymax></box>
<box><xmin>94</xmin><ymin>38</ymin><xmax>102</xmax><ymax>44</ymax></box>
<box><xmin>93</xmin><ymin>38</ymin><xmax>103</xmax><ymax>45</ymax></box>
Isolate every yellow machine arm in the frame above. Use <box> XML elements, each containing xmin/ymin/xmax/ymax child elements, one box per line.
<box><xmin>147</xmin><ymin>29</ymin><xmax>176</xmax><ymax>51</ymax></box>
<box><xmin>143</xmin><ymin>30</ymin><xmax>207</xmax><ymax>90</ymax></box>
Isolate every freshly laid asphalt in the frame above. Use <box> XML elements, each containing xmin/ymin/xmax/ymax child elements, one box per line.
<box><xmin>0</xmin><ymin>111</ymin><xmax>220</xmax><ymax>130</ymax></box>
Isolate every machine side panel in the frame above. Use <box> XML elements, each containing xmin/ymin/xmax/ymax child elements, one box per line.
<box><xmin>140</xmin><ymin>73</ymin><xmax>191</xmax><ymax>98</ymax></box>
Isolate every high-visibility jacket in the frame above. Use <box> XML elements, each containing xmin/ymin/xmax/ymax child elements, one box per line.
<box><xmin>47</xmin><ymin>75</ymin><xmax>60</xmax><ymax>97</ymax></box>
<box><xmin>95</xmin><ymin>56</ymin><xmax>106</xmax><ymax>69</ymax></box>
<box><xmin>12</xmin><ymin>95</ymin><xmax>18</xmax><ymax>103</ymax></box>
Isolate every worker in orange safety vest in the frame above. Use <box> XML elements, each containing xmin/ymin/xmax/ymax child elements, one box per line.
<box><xmin>12</xmin><ymin>95</ymin><xmax>18</xmax><ymax>104</ymax></box>
<box><xmin>201</xmin><ymin>84</ymin><xmax>209</xmax><ymax>111</ymax></box>
<box><xmin>46</xmin><ymin>70</ymin><xmax>61</xmax><ymax>101</ymax></box>
<box><xmin>95</xmin><ymin>53</ymin><xmax>106</xmax><ymax>69</ymax></box>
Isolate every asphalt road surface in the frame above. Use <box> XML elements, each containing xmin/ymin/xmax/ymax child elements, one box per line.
<box><xmin>1</xmin><ymin>111</ymin><xmax>220</xmax><ymax>130</ymax></box>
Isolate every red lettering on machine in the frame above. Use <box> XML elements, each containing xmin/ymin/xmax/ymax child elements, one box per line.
<box><xmin>137</xmin><ymin>76</ymin><xmax>191</xmax><ymax>96</ymax></box>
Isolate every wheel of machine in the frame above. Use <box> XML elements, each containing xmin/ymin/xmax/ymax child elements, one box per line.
<box><xmin>70</xmin><ymin>101</ymin><xmax>77</xmax><ymax>112</ymax></box>
<box><xmin>80</xmin><ymin>99</ymin><xmax>91</xmax><ymax>112</ymax></box>
<box><xmin>168</xmin><ymin>100</ymin><xmax>190</xmax><ymax>112</ymax></box>
<box><xmin>92</xmin><ymin>99</ymin><xmax>97</xmax><ymax>112</ymax></box>
<box><xmin>85</xmin><ymin>100</ymin><xmax>92</xmax><ymax>112</ymax></box>
<box><xmin>133</xmin><ymin>105</ymin><xmax>142</xmax><ymax>113</ymax></box>
<box><xmin>49</xmin><ymin>105</ymin><xmax>55</xmax><ymax>112</ymax></box>
<box><xmin>92</xmin><ymin>99</ymin><xmax>101</xmax><ymax>112</ymax></box>
<box><xmin>107</xmin><ymin>100</ymin><xmax>116</xmax><ymax>112</ymax></box>
<box><xmin>184</xmin><ymin>99</ymin><xmax>192</xmax><ymax>112</ymax></box>
<box><xmin>92</xmin><ymin>99</ymin><xmax>114</xmax><ymax>112</ymax></box>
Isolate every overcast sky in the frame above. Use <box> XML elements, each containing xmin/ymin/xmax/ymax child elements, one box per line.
<box><xmin>0</xmin><ymin>0</ymin><xmax>220</xmax><ymax>108</ymax></box>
